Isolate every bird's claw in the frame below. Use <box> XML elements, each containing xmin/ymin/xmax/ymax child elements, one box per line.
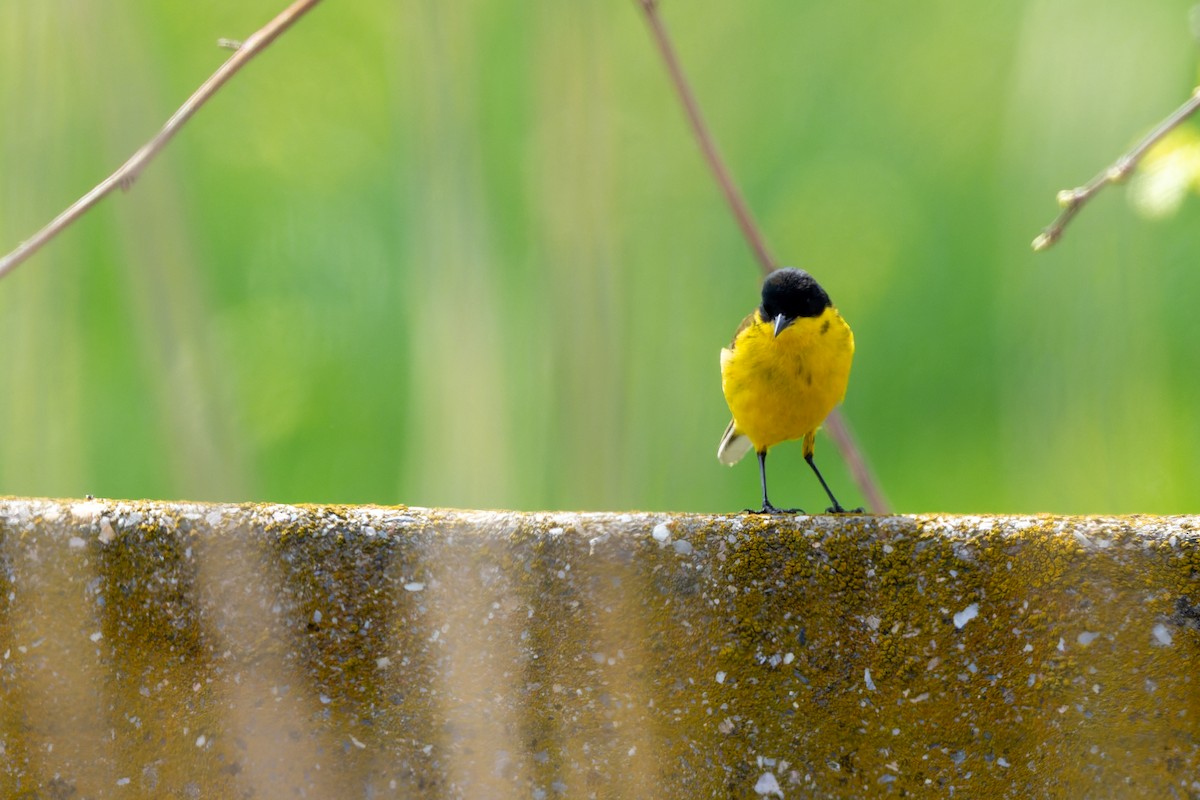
<box><xmin>745</xmin><ymin>504</ymin><xmax>804</xmax><ymax>515</ymax></box>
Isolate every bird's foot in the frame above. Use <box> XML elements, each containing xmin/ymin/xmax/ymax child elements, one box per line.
<box><xmin>745</xmin><ymin>503</ymin><xmax>804</xmax><ymax>515</ymax></box>
<box><xmin>825</xmin><ymin>504</ymin><xmax>865</xmax><ymax>514</ymax></box>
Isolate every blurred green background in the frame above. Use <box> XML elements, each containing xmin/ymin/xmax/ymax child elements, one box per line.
<box><xmin>2</xmin><ymin>0</ymin><xmax>1199</xmax><ymax>514</ymax></box>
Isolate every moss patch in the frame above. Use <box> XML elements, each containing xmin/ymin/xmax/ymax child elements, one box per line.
<box><xmin>0</xmin><ymin>502</ymin><xmax>1197</xmax><ymax>798</ymax></box>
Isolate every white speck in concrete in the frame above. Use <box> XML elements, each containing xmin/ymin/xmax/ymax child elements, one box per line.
<box><xmin>205</xmin><ymin>510</ymin><xmax>223</xmax><ymax>527</ymax></box>
<box><xmin>652</xmin><ymin>523</ymin><xmax>671</xmax><ymax>545</ymax></box>
<box><xmin>196</xmin><ymin>734</ymin><xmax>206</xmax><ymax>747</ymax></box>
<box><xmin>548</xmin><ymin>527</ymin><xmax>564</xmax><ymax>536</ymax></box>
<box><xmin>312</xmin><ymin>610</ymin><xmax>322</xmax><ymax>624</ymax></box>
<box><xmin>1152</xmin><ymin>623</ymin><xmax>1172</xmax><ymax>646</ymax></box>
<box><xmin>422</xmin><ymin>744</ymin><xmax>433</xmax><ymax>755</ymax></box>
<box><xmin>783</xmin><ymin>652</ymin><xmax>795</xmax><ymax>665</ymax></box>
<box><xmin>864</xmin><ymin>668</ymin><xmax>876</xmax><ymax>691</ymax></box>
<box><xmin>997</xmin><ymin>758</ymin><xmax>1010</xmax><ymax>767</ymax></box>
<box><xmin>350</xmin><ymin>734</ymin><xmax>366</xmax><ymax>749</ymax></box>
<box><xmin>953</xmin><ymin>604</ymin><xmax>978</xmax><ymax>629</ymax></box>
<box><xmin>71</xmin><ymin>501</ymin><xmax>103</xmax><ymax>522</ymax></box>
<box><xmin>68</xmin><ymin>536</ymin><xmax>86</xmax><ymax>549</ymax></box>
<box><xmin>376</xmin><ymin>656</ymin><xmax>391</xmax><ymax>669</ymax></box>
<box><xmin>116</xmin><ymin>777</ymin><xmax>130</xmax><ymax>786</ymax></box>
<box><xmin>715</xmin><ymin>671</ymin><xmax>727</xmax><ymax>684</ymax></box>
<box><xmin>1057</xmin><ymin>637</ymin><xmax>1066</xmax><ymax>652</ymax></box>
<box><xmin>404</xmin><ymin>582</ymin><xmax>425</xmax><ymax>592</ymax></box>
<box><xmin>926</xmin><ymin>656</ymin><xmax>941</xmax><ymax>671</ymax></box>
<box><xmin>319</xmin><ymin>694</ymin><xmax>331</xmax><ymax>705</ymax></box>
<box><xmin>98</xmin><ymin>518</ymin><xmax>116</xmax><ymax>544</ymax></box>
<box><xmin>673</xmin><ymin>539</ymin><xmax>693</xmax><ymax>555</ymax></box>
<box><xmin>1023</xmin><ymin>643</ymin><xmax>1033</xmax><ymax>653</ymax></box>
<box><xmin>89</xmin><ymin>632</ymin><xmax>103</xmax><ymax>643</ymax></box>
<box><xmin>1076</xmin><ymin>631</ymin><xmax>1099</xmax><ymax>646</ymax></box>
<box><xmin>754</xmin><ymin>771</ymin><xmax>783</xmax><ymax>797</ymax></box>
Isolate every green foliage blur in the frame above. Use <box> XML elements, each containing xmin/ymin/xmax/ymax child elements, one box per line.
<box><xmin>2</xmin><ymin>0</ymin><xmax>1199</xmax><ymax>514</ymax></box>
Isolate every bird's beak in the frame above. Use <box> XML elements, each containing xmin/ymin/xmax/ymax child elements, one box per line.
<box><xmin>773</xmin><ymin>313</ymin><xmax>795</xmax><ymax>337</ymax></box>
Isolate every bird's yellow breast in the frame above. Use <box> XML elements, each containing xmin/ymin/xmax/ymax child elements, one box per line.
<box><xmin>720</xmin><ymin>306</ymin><xmax>854</xmax><ymax>453</ymax></box>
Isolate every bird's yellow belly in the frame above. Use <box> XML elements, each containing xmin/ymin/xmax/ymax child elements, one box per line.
<box><xmin>721</xmin><ymin>310</ymin><xmax>853</xmax><ymax>452</ymax></box>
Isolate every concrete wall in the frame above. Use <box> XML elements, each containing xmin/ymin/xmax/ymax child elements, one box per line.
<box><xmin>0</xmin><ymin>499</ymin><xmax>1197</xmax><ymax>798</ymax></box>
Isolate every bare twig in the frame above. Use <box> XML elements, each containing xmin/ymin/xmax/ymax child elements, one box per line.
<box><xmin>0</xmin><ymin>0</ymin><xmax>324</xmax><ymax>281</ymax></box>
<box><xmin>635</xmin><ymin>0</ymin><xmax>890</xmax><ymax>514</ymax></box>
<box><xmin>1033</xmin><ymin>86</ymin><xmax>1200</xmax><ymax>251</ymax></box>
<box><xmin>635</xmin><ymin>0</ymin><xmax>776</xmax><ymax>274</ymax></box>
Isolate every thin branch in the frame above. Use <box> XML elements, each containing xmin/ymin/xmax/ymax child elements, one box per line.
<box><xmin>0</xmin><ymin>0</ymin><xmax>324</xmax><ymax>281</ymax></box>
<box><xmin>635</xmin><ymin>0</ymin><xmax>776</xmax><ymax>275</ymax></box>
<box><xmin>1033</xmin><ymin>86</ymin><xmax>1200</xmax><ymax>252</ymax></box>
<box><xmin>635</xmin><ymin>0</ymin><xmax>890</xmax><ymax>514</ymax></box>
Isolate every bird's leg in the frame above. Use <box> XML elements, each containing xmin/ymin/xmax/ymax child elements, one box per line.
<box><xmin>801</xmin><ymin>431</ymin><xmax>859</xmax><ymax>513</ymax></box>
<box><xmin>804</xmin><ymin>453</ymin><xmax>863</xmax><ymax>514</ymax></box>
<box><xmin>747</xmin><ymin>450</ymin><xmax>802</xmax><ymax>514</ymax></box>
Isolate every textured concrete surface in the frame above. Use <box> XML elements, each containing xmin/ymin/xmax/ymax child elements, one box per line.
<box><xmin>0</xmin><ymin>500</ymin><xmax>1197</xmax><ymax>798</ymax></box>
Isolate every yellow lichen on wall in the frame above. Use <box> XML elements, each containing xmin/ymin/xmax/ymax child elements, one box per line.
<box><xmin>0</xmin><ymin>501</ymin><xmax>1196</xmax><ymax>798</ymax></box>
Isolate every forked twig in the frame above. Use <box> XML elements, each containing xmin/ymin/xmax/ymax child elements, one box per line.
<box><xmin>1033</xmin><ymin>86</ymin><xmax>1200</xmax><ymax>251</ymax></box>
<box><xmin>635</xmin><ymin>0</ymin><xmax>890</xmax><ymax>514</ymax></box>
<box><xmin>0</xmin><ymin>0</ymin><xmax>324</xmax><ymax>281</ymax></box>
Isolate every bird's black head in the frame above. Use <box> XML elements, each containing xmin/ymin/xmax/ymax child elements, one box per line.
<box><xmin>759</xmin><ymin>267</ymin><xmax>831</xmax><ymax>321</ymax></box>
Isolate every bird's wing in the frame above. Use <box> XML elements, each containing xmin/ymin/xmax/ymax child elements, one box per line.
<box><xmin>727</xmin><ymin>310</ymin><xmax>758</xmax><ymax>349</ymax></box>
<box><xmin>717</xmin><ymin>310</ymin><xmax>759</xmax><ymax>464</ymax></box>
<box><xmin>720</xmin><ymin>346</ymin><xmax>734</xmax><ymax>373</ymax></box>
<box><xmin>717</xmin><ymin>419</ymin><xmax>752</xmax><ymax>465</ymax></box>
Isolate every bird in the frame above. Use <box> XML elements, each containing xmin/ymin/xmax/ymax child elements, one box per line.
<box><xmin>718</xmin><ymin>267</ymin><xmax>855</xmax><ymax>514</ymax></box>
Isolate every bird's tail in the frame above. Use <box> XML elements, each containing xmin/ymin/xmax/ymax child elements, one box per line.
<box><xmin>717</xmin><ymin>420</ymin><xmax>752</xmax><ymax>465</ymax></box>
